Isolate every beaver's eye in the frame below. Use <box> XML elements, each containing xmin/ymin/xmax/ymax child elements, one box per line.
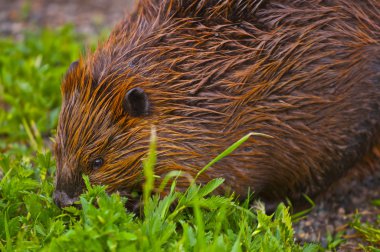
<box><xmin>92</xmin><ymin>158</ymin><xmax>104</xmax><ymax>170</ymax></box>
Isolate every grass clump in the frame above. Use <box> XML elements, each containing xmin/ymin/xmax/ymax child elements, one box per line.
<box><xmin>350</xmin><ymin>200</ymin><xmax>380</xmax><ymax>251</ymax></box>
<box><xmin>1</xmin><ymin>151</ymin><xmax>320</xmax><ymax>251</ymax></box>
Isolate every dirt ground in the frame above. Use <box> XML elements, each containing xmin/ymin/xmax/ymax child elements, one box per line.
<box><xmin>1</xmin><ymin>0</ymin><xmax>379</xmax><ymax>250</ymax></box>
<box><xmin>0</xmin><ymin>0</ymin><xmax>134</xmax><ymax>38</ymax></box>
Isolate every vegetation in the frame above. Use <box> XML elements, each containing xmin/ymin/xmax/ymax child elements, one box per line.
<box><xmin>0</xmin><ymin>26</ymin><xmax>378</xmax><ymax>251</ymax></box>
<box><xmin>351</xmin><ymin>200</ymin><xmax>380</xmax><ymax>251</ymax></box>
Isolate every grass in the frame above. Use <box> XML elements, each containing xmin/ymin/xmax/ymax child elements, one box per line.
<box><xmin>0</xmin><ymin>26</ymin><xmax>379</xmax><ymax>251</ymax></box>
<box><xmin>351</xmin><ymin>200</ymin><xmax>380</xmax><ymax>251</ymax></box>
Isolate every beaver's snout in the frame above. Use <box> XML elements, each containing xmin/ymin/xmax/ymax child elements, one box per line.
<box><xmin>53</xmin><ymin>190</ymin><xmax>79</xmax><ymax>208</ymax></box>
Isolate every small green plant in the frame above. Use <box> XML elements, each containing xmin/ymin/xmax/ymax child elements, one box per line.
<box><xmin>326</xmin><ymin>231</ymin><xmax>345</xmax><ymax>251</ymax></box>
<box><xmin>350</xmin><ymin>203</ymin><xmax>380</xmax><ymax>250</ymax></box>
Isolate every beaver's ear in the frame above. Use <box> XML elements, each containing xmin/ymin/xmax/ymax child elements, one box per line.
<box><xmin>123</xmin><ymin>87</ymin><xmax>150</xmax><ymax>117</ymax></box>
<box><xmin>62</xmin><ymin>60</ymin><xmax>80</xmax><ymax>94</ymax></box>
<box><xmin>65</xmin><ymin>60</ymin><xmax>79</xmax><ymax>77</ymax></box>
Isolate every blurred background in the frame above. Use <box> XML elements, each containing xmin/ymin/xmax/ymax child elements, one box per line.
<box><xmin>0</xmin><ymin>0</ymin><xmax>135</xmax><ymax>38</ymax></box>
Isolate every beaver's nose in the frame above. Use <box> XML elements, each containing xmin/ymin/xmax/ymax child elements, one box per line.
<box><xmin>53</xmin><ymin>190</ymin><xmax>79</xmax><ymax>208</ymax></box>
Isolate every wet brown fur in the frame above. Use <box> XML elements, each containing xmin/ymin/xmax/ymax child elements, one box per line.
<box><xmin>54</xmin><ymin>0</ymin><xmax>380</xmax><ymax>207</ymax></box>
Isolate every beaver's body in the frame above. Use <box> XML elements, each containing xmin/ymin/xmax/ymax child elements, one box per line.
<box><xmin>54</xmin><ymin>0</ymin><xmax>380</xmax><ymax>208</ymax></box>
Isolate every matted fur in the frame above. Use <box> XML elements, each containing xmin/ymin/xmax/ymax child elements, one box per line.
<box><xmin>54</xmin><ymin>0</ymin><xmax>380</xmax><ymax>207</ymax></box>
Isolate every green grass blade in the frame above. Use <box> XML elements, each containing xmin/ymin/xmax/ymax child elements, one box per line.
<box><xmin>143</xmin><ymin>126</ymin><xmax>157</xmax><ymax>207</ymax></box>
<box><xmin>196</xmin><ymin>132</ymin><xmax>272</xmax><ymax>180</ymax></box>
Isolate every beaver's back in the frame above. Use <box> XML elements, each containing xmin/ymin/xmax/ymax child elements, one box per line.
<box><xmin>54</xmin><ymin>0</ymin><xmax>380</xmax><ymax>208</ymax></box>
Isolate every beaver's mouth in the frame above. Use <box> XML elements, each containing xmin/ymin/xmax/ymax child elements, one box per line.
<box><xmin>117</xmin><ymin>190</ymin><xmax>143</xmax><ymax>214</ymax></box>
<box><xmin>53</xmin><ymin>190</ymin><xmax>80</xmax><ymax>209</ymax></box>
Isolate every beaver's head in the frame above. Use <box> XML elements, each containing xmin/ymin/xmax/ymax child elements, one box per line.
<box><xmin>53</xmin><ymin>58</ymin><xmax>154</xmax><ymax>208</ymax></box>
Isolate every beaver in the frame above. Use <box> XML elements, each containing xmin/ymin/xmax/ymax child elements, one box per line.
<box><xmin>53</xmin><ymin>0</ymin><xmax>380</xmax><ymax>209</ymax></box>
